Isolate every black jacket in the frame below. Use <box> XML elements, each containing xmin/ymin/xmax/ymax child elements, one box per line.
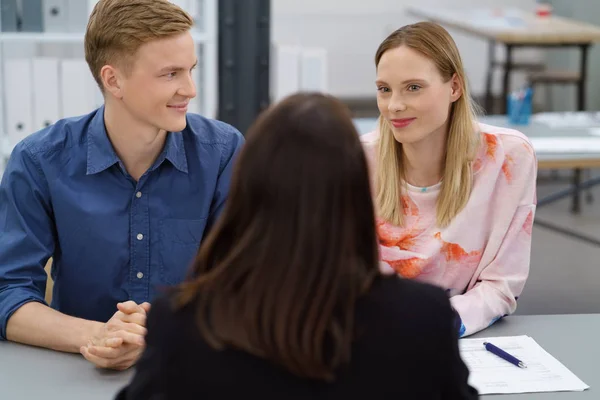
<box><xmin>116</xmin><ymin>276</ymin><xmax>478</xmax><ymax>399</ymax></box>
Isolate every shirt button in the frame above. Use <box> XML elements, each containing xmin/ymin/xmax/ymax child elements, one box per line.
<box><xmin>136</xmin><ymin>233</ymin><xmax>144</xmax><ymax>240</ymax></box>
<box><xmin>136</xmin><ymin>191</ymin><xmax>142</xmax><ymax>198</ymax></box>
<box><xmin>136</xmin><ymin>272</ymin><xmax>144</xmax><ymax>279</ymax></box>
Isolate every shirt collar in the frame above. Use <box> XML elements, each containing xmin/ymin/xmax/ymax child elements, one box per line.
<box><xmin>163</xmin><ymin>130</ymin><xmax>188</xmax><ymax>174</ymax></box>
<box><xmin>86</xmin><ymin>106</ymin><xmax>119</xmax><ymax>175</ymax></box>
<box><xmin>86</xmin><ymin>106</ymin><xmax>188</xmax><ymax>175</ymax></box>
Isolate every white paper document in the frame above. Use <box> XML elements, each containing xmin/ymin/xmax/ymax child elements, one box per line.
<box><xmin>459</xmin><ymin>336</ymin><xmax>589</xmax><ymax>395</ymax></box>
<box><xmin>529</xmin><ymin>137</ymin><xmax>600</xmax><ymax>153</ymax></box>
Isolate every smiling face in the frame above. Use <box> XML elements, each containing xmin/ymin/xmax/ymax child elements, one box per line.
<box><xmin>107</xmin><ymin>31</ymin><xmax>198</xmax><ymax>133</ymax></box>
<box><xmin>375</xmin><ymin>45</ymin><xmax>461</xmax><ymax>146</ymax></box>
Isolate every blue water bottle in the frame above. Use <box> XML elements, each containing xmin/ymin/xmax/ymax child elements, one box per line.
<box><xmin>507</xmin><ymin>87</ymin><xmax>532</xmax><ymax>125</ymax></box>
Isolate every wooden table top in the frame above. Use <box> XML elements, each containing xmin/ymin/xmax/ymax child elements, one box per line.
<box><xmin>406</xmin><ymin>6</ymin><xmax>600</xmax><ymax>44</ymax></box>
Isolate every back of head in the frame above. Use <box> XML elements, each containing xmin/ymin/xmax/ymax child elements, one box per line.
<box><xmin>374</xmin><ymin>21</ymin><xmax>480</xmax><ymax>227</ymax></box>
<box><xmin>178</xmin><ymin>93</ymin><xmax>380</xmax><ymax>382</ymax></box>
<box><xmin>85</xmin><ymin>0</ymin><xmax>193</xmax><ymax>91</ymax></box>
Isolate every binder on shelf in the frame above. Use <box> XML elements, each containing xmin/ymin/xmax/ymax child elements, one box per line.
<box><xmin>299</xmin><ymin>48</ymin><xmax>328</xmax><ymax>92</ymax></box>
<box><xmin>3</xmin><ymin>59</ymin><xmax>33</xmax><ymax>148</ymax></box>
<box><xmin>271</xmin><ymin>45</ymin><xmax>301</xmax><ymax>102</ymax></box>
<box><xmin>42</xmin><ymin>0</ymin><xmax>68</xmax><ymax>33</ymax></box>
<box><xmin>33</xmin><ymin>58</ymin><xmax>61</xmax><ymax>130</ymax></box>
<box><xmin>21</xmin><ymin>0</ymin><xmax>44</xmax><ymax>32</ymax></box>
<box><xmin>0</xmin><ymin>0</ymin><xmax>18</xmax><ymax>32</ymax></box>
<box><xmin>66</xmin><ymin>0</ymin><xmax>89</xmax><ymax>32</ymax></box>
<box><xmin>60</xmin><ymin>59</ymin><xmax>101</xmax><ymax>118</ymax></box>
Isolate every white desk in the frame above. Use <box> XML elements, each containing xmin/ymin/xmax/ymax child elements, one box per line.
<box><xmin>1</xmin><ymin>314</ymin><xmax>597</xmax><ymax>399</ymax></box>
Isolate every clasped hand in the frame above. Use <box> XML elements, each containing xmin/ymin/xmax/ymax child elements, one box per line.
<box><xmin>80</xmin><ymin>301</ymin><xmax>151</xmax><ymax>370</ymax></box>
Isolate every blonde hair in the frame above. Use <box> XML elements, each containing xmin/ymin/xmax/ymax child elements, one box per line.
<box><xmin>374</xmin><ymin>21</ymin><xmax>481</xmax><ymax>227</ymax></box>
<box><xmin>84</xmin><ymin>0</ymin><xmax>194</xmax><ymax>91</ymax></box>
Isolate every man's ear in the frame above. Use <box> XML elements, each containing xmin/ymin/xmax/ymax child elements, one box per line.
<box><xmin>101</xmin><ymin>65</ymin><xmax>124</xmax><ymax>99</ymax></box>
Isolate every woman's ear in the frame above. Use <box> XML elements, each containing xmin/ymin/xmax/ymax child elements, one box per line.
<box><xmin>450</xmin><ymin>73</ymin><xmax>463</xmax><ymax>103</ymax></box>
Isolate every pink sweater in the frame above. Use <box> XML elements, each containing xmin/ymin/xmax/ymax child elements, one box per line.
<box><xmin>361</xmin><ymin>123</ymin><xmax>538</xmax><ymax>337</ymax></box>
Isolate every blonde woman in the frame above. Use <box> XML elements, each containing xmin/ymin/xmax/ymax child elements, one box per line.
<box><xmin>362</xmin><ymin>22</ymin><xmax>537</xmax><ymax>337</ymax></box>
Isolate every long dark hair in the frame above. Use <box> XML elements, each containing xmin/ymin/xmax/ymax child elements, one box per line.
<box><xmin>176</xmin><ymin>92</ymin><xmax>380</xmax><ymax>381</ymax></box>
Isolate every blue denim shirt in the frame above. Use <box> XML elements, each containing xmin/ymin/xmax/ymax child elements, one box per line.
<box><xmin>0</xmin><ymin>106</ymin><xmax>244</xmax><ymax>339</ymax></box>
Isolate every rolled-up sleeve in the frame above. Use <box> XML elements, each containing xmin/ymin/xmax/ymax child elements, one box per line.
<box><xmin>0</xmin><ymin>142</ymin><xmax>55</xmax><ymax>340</ymax></box>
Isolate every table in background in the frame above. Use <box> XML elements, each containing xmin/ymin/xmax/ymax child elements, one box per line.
<box><xmin>406</xmin><ymin>6</ymin><xmax>600</xmax><ymax>114</ymax></box>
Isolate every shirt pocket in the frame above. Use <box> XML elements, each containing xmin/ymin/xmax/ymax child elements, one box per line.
<box><xmin>159</xmin><ymin>218</ymin><xmax>207</xmax><ymax>285</ymax></box>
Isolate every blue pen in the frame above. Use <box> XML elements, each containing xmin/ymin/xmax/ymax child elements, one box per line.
<box><xmin>483</xmin><ymin>341</ymin><xmax>527</xmax><ymax>368</ymax></box>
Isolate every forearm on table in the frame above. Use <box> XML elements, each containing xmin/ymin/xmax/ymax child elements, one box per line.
<box><xmin>6</xmin><ymin>302</ymin><xmax>102</xmax><ymax>353</ymax></box>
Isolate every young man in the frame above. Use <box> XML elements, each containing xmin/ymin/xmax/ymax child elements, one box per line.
<box><xmin>0</xmin><ymin>0</ymin><xmax>244</xmax><ymax>370</ymax></box>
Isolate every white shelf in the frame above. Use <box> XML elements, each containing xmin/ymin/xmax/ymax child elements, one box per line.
<box><xmin>0</xmin><ymin>32</ymin><xmax>86</xmax><ymax>43</ymax></box>
<box><xmin>0</xmin><ymin>30</ymin><xmax>212</xmax><ymax>43</ymax></box>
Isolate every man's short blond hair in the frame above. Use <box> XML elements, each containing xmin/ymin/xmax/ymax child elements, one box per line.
<box><xmin>85</xmin><ymin>0</ymin><xmax>194</xmax><ymax>91</ymax></box>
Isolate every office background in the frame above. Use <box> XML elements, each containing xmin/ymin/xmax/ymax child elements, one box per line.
<box><xmin>0</xmin><ymin>0</ymin><xmax>599</xmax><ymax>315</ymax></box>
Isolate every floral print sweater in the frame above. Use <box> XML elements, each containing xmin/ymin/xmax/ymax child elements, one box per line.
<box><xmin>361</xmin><ymin>123</ymin><xmax>538</xmax><ymax>336</ymax></box>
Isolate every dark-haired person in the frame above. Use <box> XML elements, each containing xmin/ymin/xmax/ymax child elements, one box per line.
<box><xmin>116</xmin><ymin>93</ymin><xmax>478</xmax><ymax>399</ymax></box>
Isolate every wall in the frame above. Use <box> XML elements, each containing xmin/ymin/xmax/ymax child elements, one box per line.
<box><xmin>272</xmin><ymin>0</ymin><xmax>541</xmax><ymax>99</ymax></box>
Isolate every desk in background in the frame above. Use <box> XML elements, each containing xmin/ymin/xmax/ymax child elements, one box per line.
<box><xmin>1</xmin><ymin>314</ymin><xmax>597</xmax><ymax>399</ymax></box>
<box><xmin>406</xmin><ymin>6</ymin><xmax>600</xmax><ymax>114</ymax></box>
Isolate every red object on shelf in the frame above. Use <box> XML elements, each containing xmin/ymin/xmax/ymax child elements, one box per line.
<box><xmin>536</xmin><ymin>4</ymin><xmax>552</xmax><ymax>18</ymax></box>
